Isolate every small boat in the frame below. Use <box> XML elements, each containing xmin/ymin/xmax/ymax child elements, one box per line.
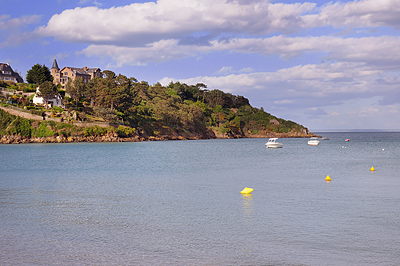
<box><xmin>345</xmin><ymin>139</ymin><xmax>350</xmax><ymax>142</ymax></box>
<box><xmin>265</xmin><ymin>138</ymin><xmax>283</xmax><ymax>148</ymax></box>
<box><xmin>322</xmin><ymin>137</ymin><xmax>329</xmax><ymax>140</ymax></box>
<box><xmin>307</xmin><ymin>137</ymin><xmax>320</xmax><ymax>146</ymax></box>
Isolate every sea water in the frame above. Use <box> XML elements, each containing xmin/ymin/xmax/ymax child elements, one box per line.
<box><xmin>1</xmin><ymin>132</ymin><xmax>400</xmax><ymax>265</ymax></box>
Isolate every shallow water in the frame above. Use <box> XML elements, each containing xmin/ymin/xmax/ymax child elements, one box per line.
<box><xmin>1</xmin><ymin>132</ymin><xmax>400</xmax><ymax>265</ymax></box>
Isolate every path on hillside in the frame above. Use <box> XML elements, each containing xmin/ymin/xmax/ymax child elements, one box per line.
<box><xmin>0</xmin><ymin>106</ymin><xmax>113</xmax><ymax>128</ymax></box>
<box><xmin>0</xmin><ymin>106</ymin><xmax>49</xmax><ymax>121</ymax></box>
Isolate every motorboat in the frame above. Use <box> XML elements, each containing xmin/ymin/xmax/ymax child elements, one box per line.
<box><xmin>307</xmin><ymin>137</ymin><xmax>320</xmax><ymax>146</ymax></box>
<box><xmin>265</xmin><ymin>138</ymin><xmax>283</xmax><ymax>148</ymax></box>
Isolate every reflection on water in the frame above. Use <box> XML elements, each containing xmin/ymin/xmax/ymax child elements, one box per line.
<box><xmin>241</xmin><ymin>194</ymin><xmax>254</xmax><ymax>219</ymax></box>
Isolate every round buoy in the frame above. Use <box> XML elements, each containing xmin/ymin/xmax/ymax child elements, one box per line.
<box><xmin>240</xmin><ymin>187</ymin><xmax>254</xmax><ymax>194</ymax></box>
<box><xmin>325</xmin><ymin>175</ymin><xmax>331</xmax><ymax>182</ymax></box>
<box><xmin>370</xmin><ymin>167</ymin><xmax>375</xmax><ymax>171</ymax></box>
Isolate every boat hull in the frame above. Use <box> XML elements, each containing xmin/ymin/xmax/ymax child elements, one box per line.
<box><xmin>307</xmin><ymin>137</ymin><xmax>320</xmax><ymax>146</ymax></box>
<box><xmin>266</xmin><ymin>143</ymin><xmax>283</xmax><ymax>148</ymax></box>
<box><xmin>265</xmin><ymin>137</ymin><xmax>283</xmax><ymax>148</ymax></box>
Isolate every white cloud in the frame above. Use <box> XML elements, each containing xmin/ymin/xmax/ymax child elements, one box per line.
<box><xmin>37</xmin><ymin>0</ymin><xmax>315</xmax><ymax>44</ymax></box>
<box><xmin>239</xmin><ymin>67</ymin><xmax>254</xmax><ymax>73</ymax></box>
<box><xmin>78</xmin><ymin>0</ymin><xmax>102</xmax><ymax>6</ymax></box>
<box><xmin>81</xmin><ymin>39</ymin><xmax>211</xmax><ymax>67</ymax></box>
<box><xmin>211</xmin><ymin>36</ymin><xmax>400</xmax><ymax>69</ymax></box>
<box><xmin>27</xmin><ymin>0</ymin><xmax>400</xmax><ymax>130</ymax></box>
<box><xmin>160</xmin><ymin>60</ymin><xmax>399</xmax><ymax>111</ymax></box>
<box><xmin>80</xmin><ymin>35</ymin><xmax>400</xmax><ymax>74</ymax></box>
<box><xmin>37</xmin><ymin>0</ymin><xmax>400</xmax><ymax>47</ymax></box>
<box><xmin>303</xmin><ymin>0</ymin><xmax>400</xmax><ymax>29</ymax></box>
<box><xmin>215</xmin><ymin>66</ymin><xmax>254</xmax><ymax>75</ymax></box>
<box><xmin>216</xmin><ymin>66</ymin><xmax>234</xmax><ymax>75</ymax></box>
<box><xmin>0</xmin><ymin>14</ymin><xmax>41</xmax><ymax>30</ymax></box>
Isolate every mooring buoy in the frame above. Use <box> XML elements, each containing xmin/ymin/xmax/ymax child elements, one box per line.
<box><xmin>240</xmin><ymin>187</ymin><xmax>254</xmax><ymax>194</ymax></box>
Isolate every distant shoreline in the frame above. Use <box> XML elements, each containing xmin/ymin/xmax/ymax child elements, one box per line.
<box><xmin>312</xmin><ymin>129</ymin><xmax>400</xmax><ymax>133</ymax></box>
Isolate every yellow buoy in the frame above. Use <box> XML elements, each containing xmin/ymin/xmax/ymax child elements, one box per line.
<box><xmin>370</xmin><ymin>167</ymin><xmax>375</xmax><ymax>171</ymax></box>
<box><xmin>325</xmin><ymin>175</ymin><xmax>331</xmax><ymax>182</ymax></box>
<box><xmin>240</xmin><ymin>187</ymin><xmax>254</xmax><ymax>194</ymax></box>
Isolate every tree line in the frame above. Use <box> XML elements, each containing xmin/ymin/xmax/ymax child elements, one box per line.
<box><xmin>21</xmin><ymin>64</ymin><xmax>308</xmax><ymax>138</ymax></box>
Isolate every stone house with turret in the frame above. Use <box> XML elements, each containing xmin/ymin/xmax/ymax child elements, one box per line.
<box><xmin>51</xmin><ymin>59</ymin><xmax>102</xmax><ymax>89</ymax></box>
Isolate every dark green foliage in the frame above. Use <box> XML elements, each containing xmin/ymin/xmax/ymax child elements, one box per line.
<box><xmin>2</xmin><ymin>67</ymin><xmax>309</xmax><ymax>139</ymax></box>
<box><xmin>83</xmin><ymin>125</ymin><xmax>108</xmax><ymax>137</ymax></box>
<box><xmin>65</xmin><ymin>78</ymin><xmax>85</xmax><ymax>103</ymax></box>
<box><xmin>52</xmin><ymin>106</ymin><xmax>64</xmax><ymax>113</ymax></box>
<box><xmin>17</xmin><ymin>83</ymin><xmax>37</xmax><ymax>93</ymax></box>
<box><xmin>116</xmin><ymin>125</ymin><xmax>136</xmax><ymax>137</ymax></box>
<box><xmin>6</xmin><ymin>116</ymin><xmax>32</xmax><ymax>137</ymax></box>
<box><xmin>37</xmin><ymin>81</ymin><xmax>57</xmax><ymax>109</ymax></box>
<box><xmin>26</xmin><ymin>64</ymin><xmax>53</xmax><ymax>84</ymax></box>
<box><xmin>33</xmin><ymin>122</ymin><xmax>55</xmax><ymax>137</ymax></box>
<box><xmin>92</xmin><ymin>106</ymin><xmax>118</xmax><ymax>122</ymax></box>
<box><xmin>0</xmin><ymin>109</ymin><xmax>15</xmax><ymax>135</ymax></box>
<box><xmin>0</xmin><ymin>109</ymin><xmax>106</xmax><ymax>139</ymax></box>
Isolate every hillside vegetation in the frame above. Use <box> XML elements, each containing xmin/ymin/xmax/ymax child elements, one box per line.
<box><xmin>0</xmin><ymin>72</ymin><xmax>314</xmax><ymax>143</ymax></box>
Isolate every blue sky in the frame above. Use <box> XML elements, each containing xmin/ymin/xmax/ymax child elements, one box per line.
<box><xmin>2</xmin><ymin>0</ymin><xmax>400</xmax><ymax>131</ymax></box>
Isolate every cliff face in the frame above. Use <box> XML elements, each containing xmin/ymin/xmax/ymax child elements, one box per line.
<box><xmin>212</xmin><ymin>127</ymin><xmax>315</xmax><ymax>139</ymax></box>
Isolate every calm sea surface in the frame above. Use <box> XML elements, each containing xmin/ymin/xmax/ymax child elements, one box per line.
<box><xmin>1</xmin><ymin>132</ymin><xmax>400</xmax><ymax>265</ymax></box>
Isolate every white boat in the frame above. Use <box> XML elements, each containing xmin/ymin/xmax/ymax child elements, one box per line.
<box><xmin>307</xmin><ymin>137</ymin><xmax>320</xmax><ymax>146</ymax></box>
<box><xmin>265</xmin><ymin>138</ymin><xmax>283</xmax><ymax>148</ymax></box>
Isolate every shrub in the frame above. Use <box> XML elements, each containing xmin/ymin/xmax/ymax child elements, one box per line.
<box><xmin>116</xmin><ymin>125</ymin><xmax>136</xmax><ymax>137</ymax></box>
<box><xmin>52</xmin><ymin>106</ymin><xmax>64</xmax><ymax>113</ymax></box>
<box><xmin>84</xmin><ymin>125</ymin><xmax>107</xmax><ymax>136</ymax></box>
<box><xmin>6</xmin><ymin>117</ymin><xmax>32</xmax><ymax>137</ymax></box>
<box><xmin>33</xmin><ymin>122</ymin><xmax>55</xmax><ymax>137</ymax></box>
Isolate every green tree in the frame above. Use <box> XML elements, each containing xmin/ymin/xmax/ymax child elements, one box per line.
<box><xmin>85</xmin><ymin>77</ymin><xmax>102</xmax><ymax>106</ymax></box>
<box><xmin>66</xmin><ymin>77</ymin><xmax>85</xmax><ymax>105</ymax></box>
<box><xmin>37</xmin><ymin>81</ymin><xmax>57</xmax><ymax>109</ymax></box>
<box><xmin>114</xmin><ymin>74</ymin><xmax>133</xmax><ymax>111</ymax></box>
<box><xmin>26</xmin><ymin>64</ymin><xmax>53</xmax><ymax>84</ymax></box>
<box><xmin>94</xmin><ymin>70</ymin><xmax>117</xmax><ymax>110</ymax></box>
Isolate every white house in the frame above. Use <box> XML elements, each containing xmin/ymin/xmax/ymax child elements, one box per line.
<box><xmin>33</xmin><ymin>86</ymin><xmax>64</xmax><ymax>108</ymax></box>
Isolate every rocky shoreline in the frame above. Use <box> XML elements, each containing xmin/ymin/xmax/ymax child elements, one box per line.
<box><xmin>0</xmin><ymin>131</ymin><xmax>317</xmax><ymax>144</ymax></box>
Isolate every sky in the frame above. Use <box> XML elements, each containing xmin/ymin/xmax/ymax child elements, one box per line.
<box><xmin>1</xmin><ymin>0</ymin><xmax>400</xmax><ymax>131</ymax></box>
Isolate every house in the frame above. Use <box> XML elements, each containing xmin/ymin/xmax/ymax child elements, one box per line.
<box><xmin>51</xmin><ymin>59</ymin><xmax>102</xmax><ymax>89</ymax></box>
<box><xmin>0</xmin><ymin>63</ymin><xmax>23</xmax><ymax>83</ymax></box>
<box><xmin>33</xmin><ymin>86</ymin><xmax>64</xmax><ymax>108</ymax></box>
